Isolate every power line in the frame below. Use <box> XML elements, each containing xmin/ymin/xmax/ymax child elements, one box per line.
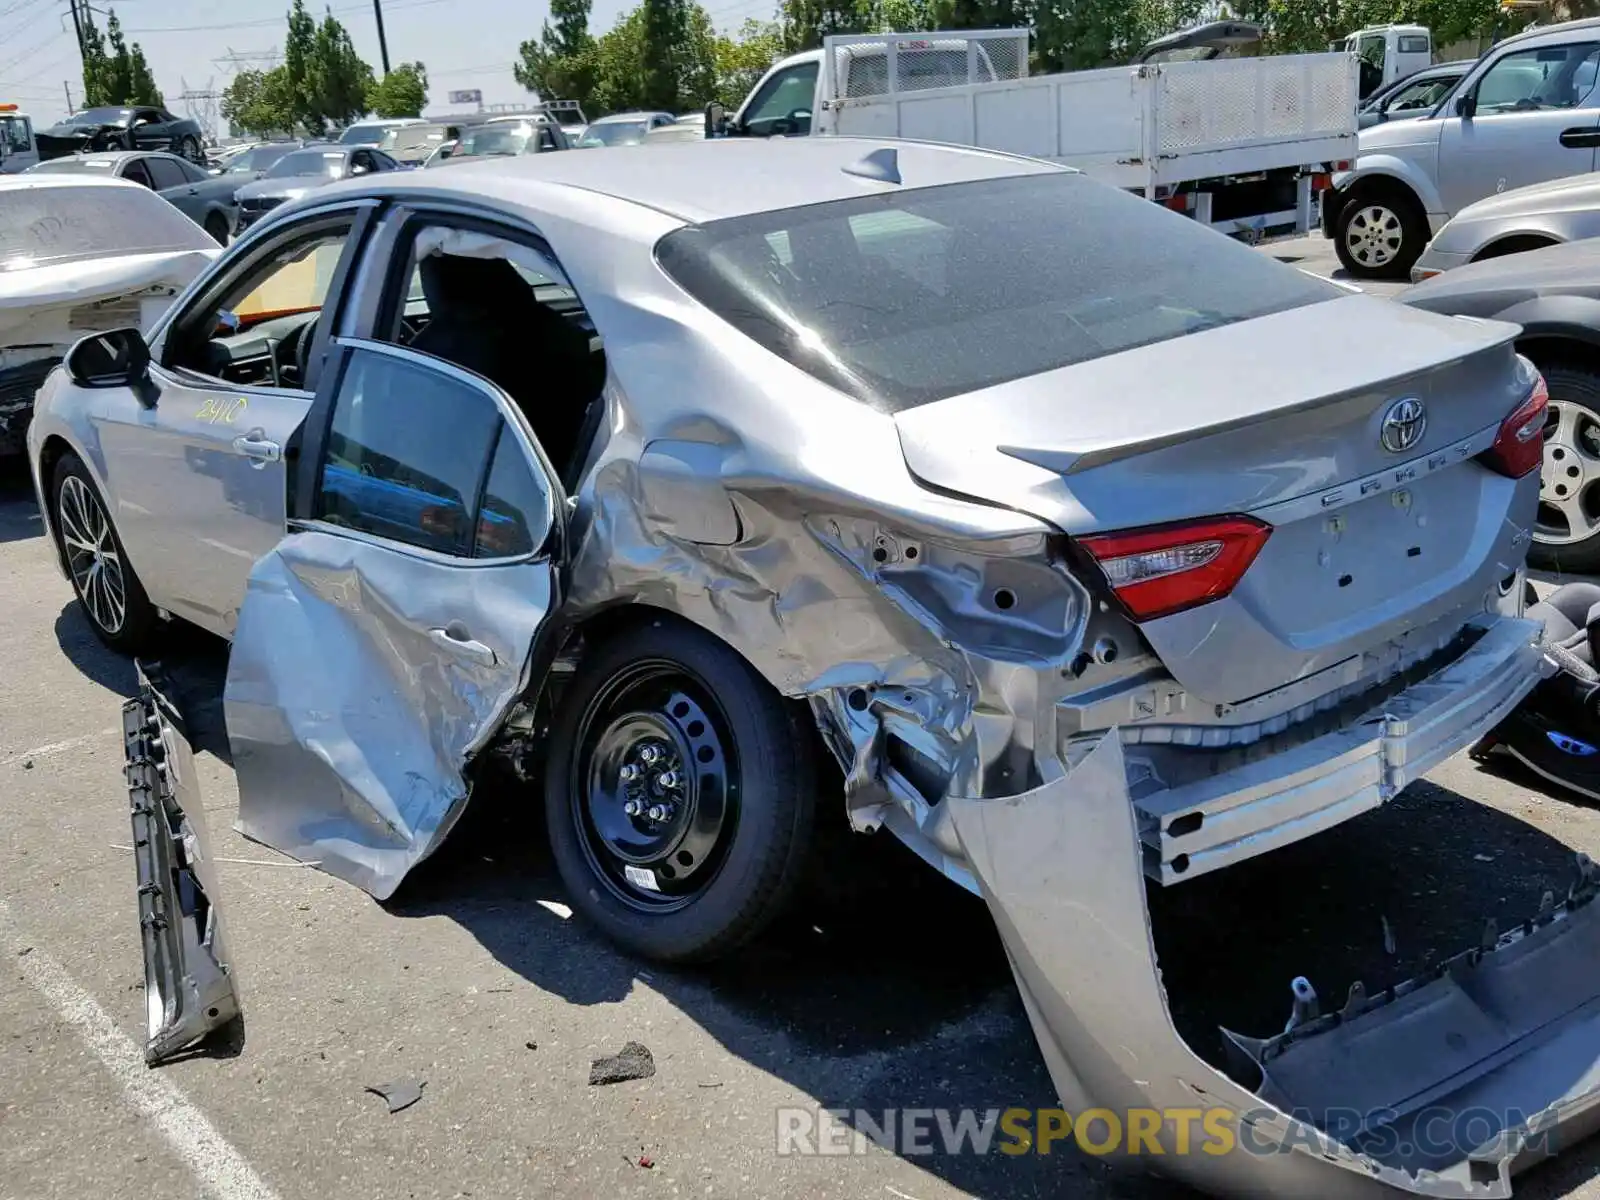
<box><xmin>124</xmin><ymin>0</ymin><xmax>447</xmax><ymax>36</ymax></box>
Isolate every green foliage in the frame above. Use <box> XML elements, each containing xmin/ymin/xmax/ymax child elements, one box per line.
<box><xmin>220</xmin><ymin>67</ymin><xmax>297</xmax><ymax>137</ymax></box>
<box><xmin>309</xmin><ymin>10</ymin><xmax>376</xmax><ymax>128</ymax></box>
<box><xmin>514</xmin><ymin>0</ymin><xmax>597</xmax><ymax>101</ymax></box>
<box><xmin>711</xmin><ymin>18</ymin><xmax>785</xmax><ymax>107</ymax></box>
<box><xmin>79</xmin><ymin>8</ymin><xmax>163</xmax><ymax>108</ymax></box>
<box><xmin>368</xmin><ymin>62</ymin><xmax>429</xmax><ymax>118</ymax></box>
<box><xmin>777</xmin><ymin>0</ymin><xmax>870</xmax><ymax>52</ymax></box>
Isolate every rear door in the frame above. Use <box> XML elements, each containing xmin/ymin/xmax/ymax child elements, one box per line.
<box><xmin>225</xmin><ymin>337</ymin><xmax>567</xmax><ymax>899</ymax></box>
<box><xmin>1437</xmin><ymin>38</ymin><xmax>1600</xmax><ymax>215</ymax></box>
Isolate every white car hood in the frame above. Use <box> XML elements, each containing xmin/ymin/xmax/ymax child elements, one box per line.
<box><xmin>1453</xmin><ymin>171</ymin><xmax>1600</xmax><ymax>221</ymax></box>
<box><xmin>0</xmin><ymin>247</ymin><xmax>217</xmax><ymax>343</ymax></box>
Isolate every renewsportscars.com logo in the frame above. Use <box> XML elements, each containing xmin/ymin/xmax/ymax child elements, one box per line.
<box><xmin>775</xmin><ymin>1106</ymin><xmax>1564</xmax><ymax>1160</ymax></box>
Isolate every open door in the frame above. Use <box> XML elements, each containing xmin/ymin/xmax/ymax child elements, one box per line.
<box><xmin>224</xmin><ymin>338</ymin><xmax>567</xmax><ymax>899</ymax></box>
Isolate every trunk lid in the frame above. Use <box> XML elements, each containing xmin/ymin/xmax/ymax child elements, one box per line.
<box><xmin>894</xmin><ymin>294</ymin><xmax>1537</xmax><ymax>702</ymax></box>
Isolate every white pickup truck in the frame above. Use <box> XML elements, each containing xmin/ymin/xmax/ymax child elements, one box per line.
<box><xmin>0</xmin><ymin>105</ymin><xmax>40</xmax><ymax>174</ymax></box>
<box><xmin>708</xmin><ymin>26</ymin><xmax>1360</xmax><ymax>239</ymax></box>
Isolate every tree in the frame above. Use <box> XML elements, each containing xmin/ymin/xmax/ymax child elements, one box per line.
<box><xmin>641</xmin><ymin>0</ymin><xmax>692</xmax><ymax>110</ymax></box>
<box><xmin>514</xmin><ymin>0</ymin><xmax>596</xmax><ymax>103</ymax></box>
<box><xmin>284</xmin><ymin>0</ymin><xmax>320</xmax><ymax>132</ymax></box>
<box><xmin>368</xmin><ymin>62</ymin><xmax>429</xmax><ymax>118</ymax></box>
<box><xmin>309</xmin><ymin>9</ymin><xmax>376</xmax><ymax>128</ymax></box>
<box><xmin>221</xmin><ymin>67</ymin><xmax>297</xmax><ymax>137</ymax></box>
<box><xmin>78</xmin><ymin>7</ymin><xmax>163</xmax><ymax>108</ymax></box>
<box><xmin>712</xmin><ymin>18</ymin><xmax>784</xmax><ymax>108</ymax></box>
<box><xmin>779</xmin><ymin>0</ymin><xmax>870</xmax><ymax>53</ymax></box>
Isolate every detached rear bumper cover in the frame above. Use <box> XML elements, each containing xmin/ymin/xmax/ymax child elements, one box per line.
<box><xmin>1136</xmin><ymin>617</ymin><xmax>1551</xmax><ymax>885</ymax></box>
<box><xmin>949</xmin><ymin>733</ymin><xmax>1600</xmax><ymax>1197</ymax></box>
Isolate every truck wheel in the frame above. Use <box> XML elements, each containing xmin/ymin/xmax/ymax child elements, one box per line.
<box><xmin>203</xmin><ymin>212</ymin><xmax>229</xmax><ymax>245</ymax></box>
<box><xmin>1333</xmin><ymin>182</ymin><xmax>1428</xmax><ymax>280</ymax></box>
<box><xmin>178</xmin><ymin>135</ymin><xmax>201</xmax><ymax>163</ymax></box>
<box><xmin>1530</xmin><ymin>364</ymin><xmax>1600</xmax><ymax>574</ymax></box>
<box><xmin>51</xmin><ymin>451</ymin><xmax>161</xmax><ymax>654</ymax></box>
<box><xmin>544</xmin><ymin>615</ymin><xmax>816</xmax><ymax>964</ymax></box>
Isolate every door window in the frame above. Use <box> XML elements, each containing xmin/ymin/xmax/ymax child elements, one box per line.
<box><xmin>1474</xmin><ymin>43</ymin><xmax>1600</xmax><ymax>113</ymax></box>
<box><xmin>120</xmin><ymin>158</ymin><xmax>156</xmax><ymax>189</ymax></box>
<box><xmin>145</xmin><ymin>155</ymin><xmax>190</xmax><ymax>190</ymax></box>
<box><xmin>1385</xmin><ymin>74</ymin><xmax>1457</xmax><ymax>114</ymax></box>
<box><xmin>0</xmin><ymin>116</ymin><xmax>29</xmax><ymax>152</ymax></box>
<box><xmin>742</xmin><ymin>62</ymin><xmax>819</xmax><ymax>136</ymax></box>
<box><xmin>315</xmin><ymin>345</ymin><xmax>550</xmax><ymax>558</ymax></box>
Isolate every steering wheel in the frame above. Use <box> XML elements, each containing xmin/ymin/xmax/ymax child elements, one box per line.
<box><xmin>293</xmin><ymin>314</ymin><xmax>319</xmax><ymax>384</ymax></box>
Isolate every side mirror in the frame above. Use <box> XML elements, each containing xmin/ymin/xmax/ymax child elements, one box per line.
<box><xmin>704</xmin><ymin>102</ymin><xmax>724</xmax><ymax>138</ymax></box>
<box><xmin>65</xmin><ymin>328</ymin><xmax>151</xmax><ymax>389</ymax></box>
<box><xmin>1456</xmin><ymin>93</ymin><xmax>1477</xmax><ymax>119</ymax></box>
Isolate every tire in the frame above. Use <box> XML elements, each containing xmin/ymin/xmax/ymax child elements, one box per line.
<box><xmin>1528</xmin><ymin>363</ymin><xmax>1600</xmax><ymax>573</ymax></box>
<box><xmin>203</xmin><ymin>212</ymin><xmax>229</xmax><ymax>245</ymax></box>
<box><xmin>178</xmin><ymin>135</ymin><xmax>201</xmax><ymax>164</ymax></box>
<box><xmin>1333</xmin><ymin>182</ymin><xmax>1429</xmax><ymax>280</ymax></box>
<box><xmin>544</xmin><ymin>615</ymin><xmax>816</xmax><ymax>964</ymax></box>
<box><xmin>51</xmin><ymin>452</ymin><xmax>161</xmax><ymax>654</ymax></box>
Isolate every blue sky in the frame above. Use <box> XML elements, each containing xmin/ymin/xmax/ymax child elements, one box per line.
<box><xmin>0</xmin><ymin>0</ymin><xmax>775</xmax><ymax>125</ymax></box>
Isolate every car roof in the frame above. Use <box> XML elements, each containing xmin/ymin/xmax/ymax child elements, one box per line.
<box><xmin>0</xmin><ymin>173</ymin><xmax>145</xmax><ymax>192</ymax></box>
<box><xmin>326</xmin><ymin>135</ymin><xmax>1066</xmax><ymax>224</ymax></box>
<box><xmin>592</xmin><ymin>111</ymin><xmax>673</xmax><ymax>123</ymax></box>
<box><xmin>1499</xmin><ymin>16</ymin><xmax>1600</xmax><ymax>46</ymax></box>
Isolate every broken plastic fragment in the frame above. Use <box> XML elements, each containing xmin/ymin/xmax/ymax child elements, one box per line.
<box><xmin>364</xmin><ymin>1080</ymin><xmax>426</xmax><ymax>1113</ymax></box>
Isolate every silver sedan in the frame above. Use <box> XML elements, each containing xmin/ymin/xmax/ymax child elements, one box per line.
<box><xmin>24</xmin><ymin>138</ymin><xmax>1568</xmax><ymax>1194</ymax></box>
<box><xmin>1412</xmin><ymin>170</ymin><xmax>1600</xmax><ymax>281</ymax></box>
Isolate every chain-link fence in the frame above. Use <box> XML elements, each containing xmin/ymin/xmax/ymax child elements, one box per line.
<box><xmin>824</xmin><ymin>30</ymin><xmax>1030</xmax><ymax>103</ymax></box>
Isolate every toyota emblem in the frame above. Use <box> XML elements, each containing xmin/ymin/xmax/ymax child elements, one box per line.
<box><xmin>1380</xmin><ymin>397</ymin><xmax>1427</xmax><ymax>454</ymax></box>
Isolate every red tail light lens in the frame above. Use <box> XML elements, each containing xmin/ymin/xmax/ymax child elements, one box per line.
<box><xmin>1078</xmin><ymin>516</ymin><xmax>1272</xmax><ymax>623</ymax></box>
<box><xmin>1480</xmin><ymin>372</ymin><xmax>1548</xmax><ymax>479</ymax></box>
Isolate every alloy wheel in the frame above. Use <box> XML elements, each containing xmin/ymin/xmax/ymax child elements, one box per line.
<box><xmin>1342</xmin><ymin>204</ymin><xmax>1404</xmax><ymax>270</ymax></box>
<box><xmin>571</xmin><ymin>661</ymin><xmax>740</xmax><ymax>913</ymax></box>
<box><xmin>1537</xmin><ymin>398</ymin><xmax>1600</xmax><ymax>546</ymax></box>
<box><xmin>57</xmin><ymin>474</ymin><xmax>127</xmax><ymax>635</ymax></box>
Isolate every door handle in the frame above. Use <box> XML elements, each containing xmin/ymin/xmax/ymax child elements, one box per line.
<box><xmin>1560</xmin><ymin>127</ymin><xmax>1600</xmax><ymax>148</ymax></box>
<box><xmin>428</xmin><ymin>622</ymin><xmax>498</xmax><ymax>666</ymax></box>
<box><xmin>231</xmin><ymin>431</ymin><xmax>281</xmax><ymax>465</ymax></box>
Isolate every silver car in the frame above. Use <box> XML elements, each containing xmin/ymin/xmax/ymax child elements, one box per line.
<box><xmin>25</xmin><ymin>138</ymin><xmax>1573</xmax><ymax>1192</ymax></box>
<box><xmin>1412</xmin><ymin>170</ymin><xmax>1600</xmax><ymax>279</ymax></box>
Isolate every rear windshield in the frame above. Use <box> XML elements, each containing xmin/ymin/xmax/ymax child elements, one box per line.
<box><xmin>265</xmin><ymin>149</ymin><xmax>345</xmax><ymax>180</ymax></box>
<box><xmin>340</xmin><ymin>124</ymin><xmax>390</xmax><ymax>145</ymax></box>
<box><xmin>655</xmin><ymin>171</ymin><xmax>1337</xmax><ymax>412</ymax></box>
<box><xmin>228</xmin><ymin>144</ymin><xmax>298</xmax><ymax>174</ymax></box>
<box><xmin>0</xmin><ymin>184</ymin><xmax>213</xmax><ymax>271</ymax></box>
<box><xmin>68</xmin><ymin>107</ymin><xmax>131</xmax><ymax>125</ymax></box>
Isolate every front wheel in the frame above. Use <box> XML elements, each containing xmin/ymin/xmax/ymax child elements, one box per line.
<box><xmin>51</xmin><ymin>451</ymin><xmax>161</xmax><ymax>653</ymax></box>
<box><xmin>203</xmin><ymin>211</ymin><xmax>229</xmax><ymax>245</ymax></box>
<box><xmin>544</xmin><ymin>616</ymin><xmax>816</xmax><ymax>963</ymax></box>
<box><xmin>1530</xmin><ymin>364</ymin><xmax>1600</xmax><ymax>573</ymax></box>
<box><xmin>178</xmin><ymin>135</ymin><xmax>201</xmax><ymax>164</ymax></box>
<box><xmin>1333</xmin><ymin>185</ymin><xmax>1429</xmax><ymax>280</ymax></box>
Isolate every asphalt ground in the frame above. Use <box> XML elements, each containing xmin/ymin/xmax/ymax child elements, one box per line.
<box><xmin>4</xmin><ymin>234</ymin><xmax>1600</xmax><ymax>1200</ymax></box>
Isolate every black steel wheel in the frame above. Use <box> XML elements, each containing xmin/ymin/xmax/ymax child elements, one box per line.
<box><xmin>545</xmin><ymin>616</ymin><xmax>815</xmax><ymax>963</ymax></box>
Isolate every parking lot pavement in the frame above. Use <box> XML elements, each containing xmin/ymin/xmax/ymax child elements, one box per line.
<box><xmin>1261</xmin><ymin>231</ymin><xmax>1411</xmax><ymax>298</ymax></box>
<box><xmin>8</xmin><ymin>339</ymin><xmax>1600</xmax><ymax>1200</ymax></box>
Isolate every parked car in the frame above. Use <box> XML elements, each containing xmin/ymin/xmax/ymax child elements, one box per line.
<box><xmin>25</xmin><ymin>136</ymin><xmax>1564</xmax><ymax>1195</ymax></box>
<box><xmin>232</xmin><ymin>144</ymin><xmax>400</xmax><ymax>233</ymax></box>
<box><xmin>25</xmin><ymin>151</ymin><xmax>239</xmax><ymax>243</ymax></box>
<box><xmin>1411</xmin><ymin>170</ymin><xmax>1600</xmax><ymax>279</ymax></box>
<box><xmin>379</xmin><ymin>120</ymin><xmax>480</xmax><ymax>166</ymax></box>
<box><xmin>36</xmin><ymin>105</ymin><xmax>206</xmax><ymax>164</ymax></box>
<box><xmin>575</xmin><ymin>111</ymin><xmax>676</xmax><ymax>147</ymax></box>
<box><xmin>0</xmin><ymin>104</ymin><xmax>39</xmax><ymax>173</ymax></box>
<box><xmin>426</xmin><ymin>119</ymin><xmax>567</xmax><ymax>166</ymax></box>
<box><xmin>1400</xmin><ymin>238</ymin><xmax>1600</xmax><ymax>569</ymax></box>
<box><xmin>338</xmin><ymin>117</ymin><xmax>425</xmax><ymax>146</ymax></box>
<box><xmin>1356</xmin><ymin>59</ymin><xmax>1473</xmax><ymax>130</ymax></box>
<box><xmin>211</xmin><ymin>140</ymin><xmax>302</xmax><ymax>181</ymax></box>
<box><xmin>643</xmin><ymin>115</ymin><xmax>706</xmax><ymax>144</ymax></box>
<box><xmin>0</xmin><ymin>174</ymin><xmax>218</xmax><ymax>455</ymax></box>
<box><xmin>1325</xmin><ymin>17</ymin><xmax>1600</xmax><ymax>279</ymax></box>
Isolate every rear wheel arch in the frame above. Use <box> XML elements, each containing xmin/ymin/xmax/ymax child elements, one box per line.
<box><xmin>36</xmin><ymin>434</ymin><xmax>76</xmax><ymax>574</ymax></box>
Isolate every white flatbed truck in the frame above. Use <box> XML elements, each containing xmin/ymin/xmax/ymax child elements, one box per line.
<box><xmin>709</xmin><ymin>27</ymin><xmax>1361</xmax><ymax>240</ymax></box>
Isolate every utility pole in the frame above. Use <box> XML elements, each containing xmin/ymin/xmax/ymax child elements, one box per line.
<box><xmin>63</xmin><ymin>80</ymin><xmax>74</xmax><ymax>111</ymax></box>
<box><xmin>372</xmin><ymin>0</ymin><xmax>391</xmax><ymax>74</ymax></box>
<box><xmin>66</xmin><ymin>0</ymin><xmax>84</xmax><ymax>56</ymax></box>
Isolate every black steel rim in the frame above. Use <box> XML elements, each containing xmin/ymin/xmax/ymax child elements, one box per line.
<box><xmin>570</xmin><ymin>659</ymin><xmax>740</xmax><ymax>913</ymax></box>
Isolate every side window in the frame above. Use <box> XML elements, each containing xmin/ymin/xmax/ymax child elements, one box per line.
<box><xmin>120</xmin><ymin>158</ymin><xmax>156</xmax><ymax>189</ymax></box>
<box><xmin>0</xmin><ymin>116</ymin><xmax>28</xmax><ymax>151</ymax></box>
<box><xmin>166</xmin><ymin>221</ymin><xmax>351</xmax><ymax>387</ymax></box>
<box><xmin>1474</xmin><ymin>43</ymin><xmax>1600</xmax><ymax>113</ymax></box>
<box><xmin>315</xmin><ymin>346</ymin><xmax>551</xmax><ymax>559</ymax></box>
<box><xmin>538</xmin><ymin>126</ymin><xmax>557</xmax><ymax>151</ymax></box>
<box><xmin>145</xmin><ymin>156</ymin><xmax>189</xmax><ymax>190</ymax></box>
<box><xmin>179</xmin><ymin>157</ymin><xmax>208</xmax><ymax>183</ymax></box>
<box><xmin>742</xmin><ymin>62</ymin><xmax>819</xmax><ymax>136</ymax></box>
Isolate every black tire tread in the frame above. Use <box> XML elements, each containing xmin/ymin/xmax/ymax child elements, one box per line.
<box><xmin>543</xmin><ymin>614</ymin><xmax>816</xmax><ymax>964</ymax></box>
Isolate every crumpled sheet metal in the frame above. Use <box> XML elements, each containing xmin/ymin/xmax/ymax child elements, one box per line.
<box><xmin>0</xmin><ymin>248</ymin><xmax>217</xmax><ymax>336</ymax></box>
<box><xmin>948</xmin><ymin>732</ymin><xmax>1600</xmax><ymax>1198</ymax></box>
<box><xmin>226</xmin><ymin>530</ymin><xmax>555</xmax><ymax>899</ymax></box>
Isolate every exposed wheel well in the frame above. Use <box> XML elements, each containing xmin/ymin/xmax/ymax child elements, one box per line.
<box><xmin>1516</xmin><ymin>335</ymin><xmax>1599</xmax><ymax>375</ymax></box>
<box><xmin>1472</xmin><ymin>234</ymin><xmax>1560</xmax><ymax>263</ymax></box>
<box><xmin>1345</xmin><ymin>174</ymin><xmax>1425</xmax><ymax>217</ymax></box>
<box><xmin>35</xmin><ymin>435</ymin><xmax>76</xmax><ymax>572</ymax></box>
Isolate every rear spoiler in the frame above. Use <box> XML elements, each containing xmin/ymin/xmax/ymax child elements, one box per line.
<box><xmin>123</xmin><ymin>660</ymin><xmax>241</xmax><ymax>1065</ymax></box>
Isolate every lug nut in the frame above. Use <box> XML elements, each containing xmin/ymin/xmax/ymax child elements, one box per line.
<box><xmin>657</xmin><ymin>770</ymin><xmax>679</xmax><ymax>790</ymax></box>
<box><xmin>647</xmin><ymin>804</ymin><xmax>668</xmax><ymax>822</ymax></box>
<box><xmin>639</xmin><ymin>745</ymin><xmax>661</xmax><ymax>765</ymax></box>
<box><xmin>623</xmin><ymin>799</ymin><xmax>642</xmax><ymax>817</ymax></box>
<box><xmin>620</xmin><ymin>764</ymin><xmax>639</xmax><ymax>782</ymax></box>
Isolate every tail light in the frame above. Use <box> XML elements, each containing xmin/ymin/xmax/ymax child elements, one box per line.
<box><xmin>1311</xmin><ymin>172</ymin><xmax>1332</xmax><ymax>192</ymax></box>
<box><xmin>1078</xmin><ymin>515</ymin><xmax>1272</xmax><ymax>623</ymax></box>
<box><xmin>1480</xmin><ymin>372</ymin><xmax>1548</xmax><ymax>479</ymax></box>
